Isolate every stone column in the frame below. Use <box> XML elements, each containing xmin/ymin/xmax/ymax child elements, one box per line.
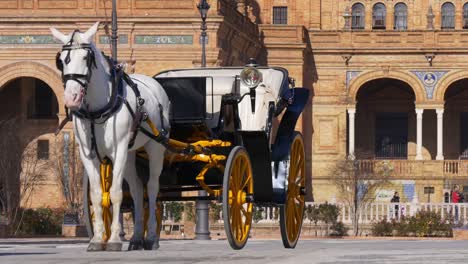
<box><xmin>348</xmin><ymin>108</ymin><xmax>356</xmax><ymax>159</ymax></box>
<box><xmin>436</xmin><ymin>109</ymin><xmax>444</xmax><ymax>160</ymax></box>
<box><xmin>416</xmin><ymin>109</ymin><xmax>424</xmax><ymax>160</ymax></box>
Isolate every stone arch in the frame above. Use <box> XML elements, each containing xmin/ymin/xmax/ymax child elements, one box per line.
<box><xmin>434</xmin><ymin>70</ymin><xmax>468</xmax><ymax>102</ymax></box>
<box><xmin>348</xmin><ymin>70</ymin><xmax>425</xmax><ymax>104</ymax></box>
<box><xmin>0</xmin><ymin>61</ymin><xmax>64</xmax><ymax>115</ymax></box>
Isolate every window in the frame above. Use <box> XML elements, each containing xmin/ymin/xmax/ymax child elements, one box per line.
<box><xmin>37</xmin><ymin>140</ymin><xmax>49</xmax><ymax>160</ymax></box>
<box><xmin>372</xmin><ymin>3</ymin><xmax>386</xmax><ymax>29</ymax></box>
<box><xmin>394</xmin><ymin>3</ymin><xmax>407</xmax><ymax>30</ymax></box>
<box><xmin>441</xmin><ymin>2</ymin><xmax>455</xmax><ymax>30</ymax></box>
<box><xmin>352</xmin><ymin>3</ymin><xmax>365</xmax><ymax>30</ymax></box>
<box><xmin>273</xmin><ymin>6</ymin><xmax>287</xmax><ymax>24</ymax></box>
<box><xmin>464</xmin><ymin>3</ymin><xmax>468</xmax><ymax>29</ymax></box>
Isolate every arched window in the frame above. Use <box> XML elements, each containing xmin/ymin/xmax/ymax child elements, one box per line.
<box><xmin>463</xmin><ymin>3</ymin><xmax>468</xmax><ymax>29</ymax></box>
<box><xmin>372</xmin><ymin>3</ymin><xmax>386</xmax><ymax>29</ymax></box>
<box><xmin>441</xmin><ymin>2</ymin><xmax>455</xmax><ymax>29</ymax></box>
<box><xmin>352</xmin><ymin>3</ymin><xmax>365</xmax><ymax>30</ymax></box>
<box><xmin>394</xmin><ymin>3</ymin><xmax>407</xmax><ymax>30</ymax></box>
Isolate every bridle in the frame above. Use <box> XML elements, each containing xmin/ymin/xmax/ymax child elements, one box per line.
<box><xmin>55</xmin><ymin>29</ymin><xmax>97</xmax><ymax>94</ymax></box>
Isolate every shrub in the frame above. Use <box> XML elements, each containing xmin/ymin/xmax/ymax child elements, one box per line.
<box><xmin>209</xmin><ymin>202</ymin><xmax>222</xmax><ymax>223</ymax></box>
<box><xmin>371</xmin><ymin>218</ymin><xmax>393</xmax><ymax>236</ymax></box>
<box><xmin>14</xmin><ymin>207</ymin><xmax>63</xmax><ymax>236</ymax></box>
<box><xmin>184</xmin><ymin>202</ymin><xmax>195</xmax><ymax>222</ymax></box>
<box><xmin>371</xmin><ymin>210</ymin><xmax>453</xmax><ymax>237</ymax></box>
<box><xmin>165</xmin><ymin>202</ymin><xmax>184</xmax><ymax>223</ymax></box>
<box><xmin>330</xmin><ymin>221</ymin><xmax>348</xmax><ymax>236</ymax></box>
<box><xmin>252</xmin><ymin>206</ymin><xmax>264</xmax><ymax>224</ymax></box>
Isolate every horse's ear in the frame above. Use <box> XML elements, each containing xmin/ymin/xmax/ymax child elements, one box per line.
<box><xmin>82</xmin><ymin>22</ymin><xmax>100</xmax><ymax>43</ymax></box>
<box><xmin>50</xmin><ymin>27</ymin><xmax>68</xmax><ymax>44</ymax></box>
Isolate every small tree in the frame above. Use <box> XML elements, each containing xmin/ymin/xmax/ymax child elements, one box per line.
<box><xmin>319</xmin><ymin>202</ymin><xmax>340</xmax><ymax>236</ymax></box>
<box><xmin>330</xmin><ymin>154</ymin><xmax>392</xmax><ymax>236</ymax></box>
<box><xmin>0</xmin><ymin>118</ymin><xmax>48</xmax><ymax>235</ymax></box>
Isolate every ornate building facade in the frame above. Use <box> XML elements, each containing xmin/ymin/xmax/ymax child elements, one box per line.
<box><xmin>1</xmin><ymin>0</ymin><xmax>468</xmax><ymax>210</ymax></box>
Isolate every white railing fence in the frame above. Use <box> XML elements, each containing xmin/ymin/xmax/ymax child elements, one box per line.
<box><xmin>250</xmin><ymin>202</ymin><xmax>468</xmax><ymax>225</ymax></box>
<box><xmin>158</xmin><ymin>202</ymin><xmax>468</xmax><ymax>225</ymax></box>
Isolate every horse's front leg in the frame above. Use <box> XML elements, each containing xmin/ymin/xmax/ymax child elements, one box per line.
<box><xmin>82</xmin><ymin>156</ymin><xmax>106</xmax><ymax>251</ymax></box>
<box><xmin>144</xmin><ymin>142</ymin><xmax>165</xmax><ymax>250</ymax></box>
<box><xmin>106</xmin><ymin>148</ymin><xmax>128</xmax><ymax>251</ymax></box>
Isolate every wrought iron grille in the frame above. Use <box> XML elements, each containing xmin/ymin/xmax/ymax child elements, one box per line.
<box><xmin>394</xmin><ymin>3</ymin><xmax>407</xmax><ymax>30</ymax></box>
<box><xmin>372</xmin><ymin>3</ymin><xmax>386</xmax><ymax>29</ymax></box>
<box><xmin>442</xmin><ymin>2</ymin><xmax>455</xmax><ymax>29</ymax></box>
<box><xmin>273</xmin><ymin>6</ymin><xmax>287</xmax><ymax>25</ymax></box>
<box><xmin>352</xmin><ymin>3</ymin><xmax>365</xmax><ymax>30</ymax></box>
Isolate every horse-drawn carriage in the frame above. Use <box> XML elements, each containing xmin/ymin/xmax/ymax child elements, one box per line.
<box><xmin>82</xmin><ymin>63</ymin><xmax>309</xmax><ymax>249</ymax></box>
<box><xmin>51</xmin><ymin>21</ymin><xmax>309</xmax><ymax>251</ymax></box>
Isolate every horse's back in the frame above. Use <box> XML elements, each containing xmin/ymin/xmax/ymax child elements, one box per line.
<box><xmin>125</xmin><ymin>73</ymin><xmax>170</xmax><ymax>146</ymax></box>
<box><xmin>129</xmin><ymin>74</ymin><xmax>169</xmax><ymax>105</ymax></box>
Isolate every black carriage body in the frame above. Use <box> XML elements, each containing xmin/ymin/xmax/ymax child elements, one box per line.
<box><xmin>136</xmin><ymin>67</ymin><xmax>309</xmax><ymax>204</ymax></box>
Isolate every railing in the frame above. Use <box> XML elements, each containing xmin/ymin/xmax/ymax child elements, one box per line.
<box><xmin>443</xmin><ymin>160</ymin><xmax>468</xmax><ymax>176</ymax></box>
<box><xmin>356</xmin><ymin>160</ymin><xmax>418</xmax><ymax>177</ymax></box>
<box><xmin>352</xmin><ymin>159</ymin><xmax>468</xmax><ymax>177</ymax></box>
<box><xmin>251</xmin><ymin>202</ymin><xmax>468</xmax><ymax>225</ymax></box>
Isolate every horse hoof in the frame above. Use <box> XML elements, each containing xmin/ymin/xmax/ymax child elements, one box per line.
<box><xmin>143</xmin><ymin>240</ymin><xmax>160</xmax><ymax>250</ymax></box>
<box><xmin>128</xmin><ymin>240</ymin><xmax>144</xmax><ymax>251</ymax></box>
<box><xmin>87</xmin><ymin>242</ymin><xmax>105</xmax><ymax>252</ymax></box>
<box><xmin>106</xmin><ymin>242</ymin><xmax>122</xmax><ymax>251</ymax></box>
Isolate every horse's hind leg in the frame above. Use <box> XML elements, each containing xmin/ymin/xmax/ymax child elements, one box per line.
<box><xmin>106</xmin><ymin>149</ymin><xmax>129</xmax><ymax>251</ymax></box>
<box><xmin>124</xmin><ymin>152</ymin><xmax>145</xmax><ymax>250</ymax></box>
<box><xmin>143</xmin><ymin>142</ymin><xmax>165</xmax><ymax>250</ymax></box>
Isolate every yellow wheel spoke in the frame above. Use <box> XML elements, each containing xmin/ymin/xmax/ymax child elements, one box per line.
<box><xmin>241</xmin><ymin>175</ymin><xmax>252</xmax><ymax>191</ymax></box>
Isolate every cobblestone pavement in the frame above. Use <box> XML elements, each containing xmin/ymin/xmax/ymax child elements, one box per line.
<box><xmin>1</xmin><ymin>238</ymin><xmax>468</xmax><ymax>264</ymax></box>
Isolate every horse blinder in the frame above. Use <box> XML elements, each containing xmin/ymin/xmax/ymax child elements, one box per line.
<box><xmin>55</xmin><ymin>52</ymin><xmax>63</xmax><ymax>71</ymax></box>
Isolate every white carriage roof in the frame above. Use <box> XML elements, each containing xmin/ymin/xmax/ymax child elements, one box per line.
<box><xmin>155</xmin><ymin>67</ymin><xmax>289</xmax><ymax>99</ymax></box>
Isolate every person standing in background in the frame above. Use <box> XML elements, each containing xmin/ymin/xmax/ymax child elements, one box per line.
<box><xmin>391</xmin><ymin>191</ymin><xmax>400</xmax><ymax>219</ymax></box>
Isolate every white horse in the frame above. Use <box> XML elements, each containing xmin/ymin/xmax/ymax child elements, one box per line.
<box><xmin>51</xmin><ymin>22</ymin><xmax>170</xmax><ymax>251</ymax></box>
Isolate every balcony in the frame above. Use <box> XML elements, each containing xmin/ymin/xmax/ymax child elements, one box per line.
<box><xmin>356</xmin><ymin>159</ymin><xmax>468</xmax><ymax>178</ymax></box>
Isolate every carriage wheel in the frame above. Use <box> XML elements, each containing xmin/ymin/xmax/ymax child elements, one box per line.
<box><xmin>279</xmin><ymin>132</ymin><xmax>306</xmax><ymax>248</ymax></box>
<box><xmin>83</xmin><ymin>161</ymin><xmax>114</xmax><ymax>241</ymax></box>
<box><xmin>222</xmin><ymin>146</ymin><xmax>254</xmax><ymax>250</ymax></box>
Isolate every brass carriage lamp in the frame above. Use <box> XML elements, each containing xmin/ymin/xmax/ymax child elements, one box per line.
<box><xmin>240</xmin><ymin>61</ymin><xmax>262</xmax><ymax>113</ymax></box>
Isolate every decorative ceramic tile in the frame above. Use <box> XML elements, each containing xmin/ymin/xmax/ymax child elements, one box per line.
<box><xmin>63</xmin><ymin>132</ymin><xmax>70</xmax><ymax>197</ymax></box>
<box><xmin>99</xmin><ymin>34</ymin><xmax>128</xmax><ymax>44</ymax></box>
<box><xmin>134</xmin><ymin>35</ymin><xmax>193</xmax><ymax>45</ymax></box>
<box><xmin>346</xmin><ymin>70</ymin><xmax>362</xmax><ymax>89</ymax></box>
<box><xmin>410</xmin><ymin>71</ymin><xmax>448</xmax><ymax>99</ymax></box>
<box><xmin>0</xmin><ymin>35</ymin><xmax>60</xmax><ymax>44</ymax></box>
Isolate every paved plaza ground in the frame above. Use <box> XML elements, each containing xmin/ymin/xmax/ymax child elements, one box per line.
<box><xmin>0</xmin><ymin>238</ymin><xmax>467</xmax><ymax>263</ymax></box>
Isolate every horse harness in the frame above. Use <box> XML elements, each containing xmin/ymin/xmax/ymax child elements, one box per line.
<box><xmin>55</xmin><ymin>30</ymin><xmax>167</xmax><ymax>163</ymax></box>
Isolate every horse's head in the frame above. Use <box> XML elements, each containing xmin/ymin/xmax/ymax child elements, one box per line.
<box><xmin>50</xmin><ymin>22</ymin><xmax>100</xmax><ymax>111</ymax></box>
